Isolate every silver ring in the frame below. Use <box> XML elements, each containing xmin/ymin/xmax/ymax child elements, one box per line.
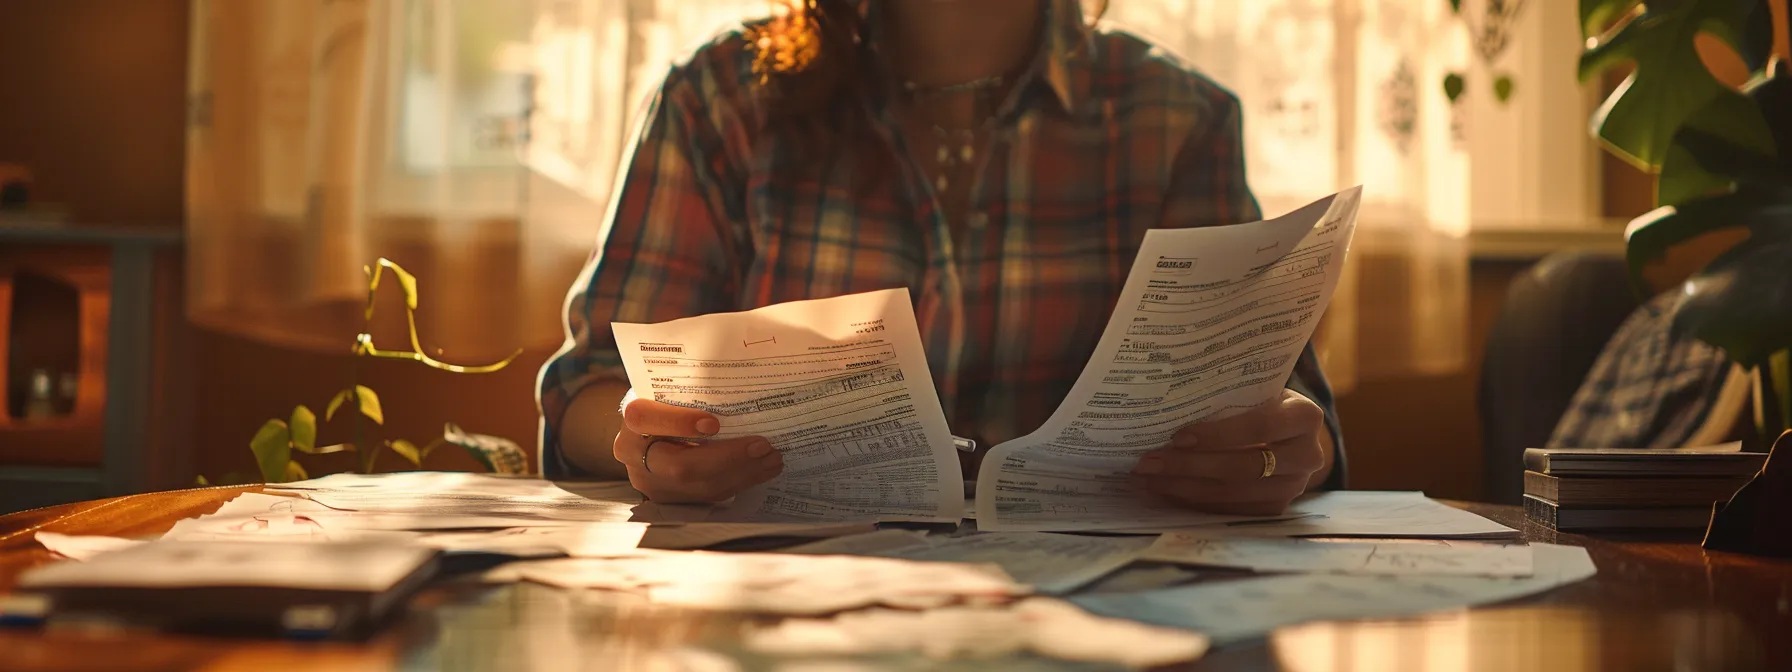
<box><xmin>641</xmin><ymin>434</ymin><xmax>657</xmax><ymax>474</ymax></box>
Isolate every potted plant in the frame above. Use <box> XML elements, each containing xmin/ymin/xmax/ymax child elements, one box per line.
<box><xmin>1578</xmin><ymin>0</ymin><xmax>1792</xmax><ymax>442</ymax></box>
<box><xmin>200</xmin><ymin>259</ymin><xmax>530</xmax><ymax>485</ymax></box>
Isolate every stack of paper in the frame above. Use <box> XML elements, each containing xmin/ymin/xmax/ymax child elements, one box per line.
<box><xmin>268</xmin><ymin>472</ymin><xmax>643</xmax><ymax>521</ymax></box>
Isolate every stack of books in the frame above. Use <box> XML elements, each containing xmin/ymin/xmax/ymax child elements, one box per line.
<box><xmin>1521</xmin><ymin>443</ymin><xmax>1767</xmax><ymax>531</ymax></box>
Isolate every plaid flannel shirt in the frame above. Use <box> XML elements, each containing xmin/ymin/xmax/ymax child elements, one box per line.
<box><xmin>538</xmin><ymin>0</ymin><xmax>1345</xmax><ymax>484</ymax></box>
<box><xmin>1548</xmin><ymin>291</ymin><xmax>1734</xmax><ymax>449</ymax></box>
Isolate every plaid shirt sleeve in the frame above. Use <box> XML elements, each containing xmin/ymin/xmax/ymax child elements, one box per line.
<box><xmin>536</xmin><ymin>62</ymin><xmax>750</xmax><ymax>479</ymax></box>
<box><xmin>1161</xmin><ymin>90</ymin><xmax>1347</xmax><ymax>490</ymax></box>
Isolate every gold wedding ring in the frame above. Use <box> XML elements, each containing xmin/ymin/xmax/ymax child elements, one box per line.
<box><xmin>640</xmin><ymin>433</ymin><xmax>657</xmax><ymax>474</ymax></box>
<box><xmin>1258</xmin><ymin>449</ymin><xmax>1277</xmax><ymax>479</ymax></box>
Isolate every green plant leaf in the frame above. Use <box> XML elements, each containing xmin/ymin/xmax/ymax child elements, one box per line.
<box><xmin>387</xmin><ymin>439</ymin><xmax>423</xmax><ymax>467</ymax></box>
<box><xmin>1443</xmin><ymin>72</ymin><xmax>1466</xmax><ymax>103</ymax></box>
<box><xmin>444</xmin><ymin>423</ymin><xmax>530</xmax><ymax>475</ymax></box>
<box><xmin>249</xmin><ymin>419</ymin><xmax>292</xmax><ymax>484</ymax></box>
<box><xmin>1623</xmin><ymin>191</ymin><xmax>1781</xmax><ymax>292</ymax></box>
<box><xmin>195</xmin><ymin>474</ymin><xmax>210</xmax><ymax>486</ymax></box>
<box><xmin>1448</xmin><ymin>0</ymin><xmax>1461</xmax><ymax>15</ymax></box>
<box><xmin>1580</xmin><ymin>1</ymin><xmax>1759</xmax><ymax>169</ymax></box>
<box><xmin>289</xmin><ymin>405</ymin><xmax>317</xmax><ymax>454</ymax></box>
<box><xmin>284</xmin><ymin>460</ymin><xmax>310</xmax><ymax>482</ymax></box>
<box><xmin>1657</xmin><ymin>90</ymin><xmax>1781</xmax><ymax>207</ymax></box>
<box><xmin>1493</xmin><ymin>75</ymin><xmax>1514</xmax><ymax>103</ymax></box>
<box><xmin>1579</xmin><ymin>0</ymin><xmax>1641</xmax><ymax>37</ymax></box>
<box><xmin>325</xmin><ymin>389</ymin><xmax>354</xmax><ymax>421</ymax></box>
<box><xmin>1672</xmin><ymin>229</ymin><xmax>1792</xmax><ymax>368</ymax></box>
<box><xmin>370</xmin><ymin>259</ymin><xmax>420</xmax><ymax>311</ymax></box>
<box><xmin>354</xmin><ymin>385</ymin><xmax>384</xmax><ymax>425</ymax></box>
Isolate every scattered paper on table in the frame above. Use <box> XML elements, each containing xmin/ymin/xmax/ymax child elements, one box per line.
<box><xmin>976</xmin><ymin>189</ymin><xmax>1362</xmax><ymax>532</ymax></box>
<box><xmin>19</xmin><ymin>540</ymin><xmax>438</xmax><ymax>592</ymax></box>
<box><xmin>511</xmin><ymin>550</ymin><xmax>1027</xmax><ymax>616</ymax></box>
<box><xmin>1143</xmin><ymin>536</ymin><xmax>1534</xmax><ymax>577</ymax></box>
<box><xmin>611</xmin><ymin>288</ymin><xmax>963</xmax><ymax>524</ymax></box>
<box><xmin>34</xmin><ymin>533</ymin><xmax>146</xmax><ymax>561</ymax></box>
<box><xmin>878</xmin><ymin>533</ymin><xmax>1153</xmax><ymax>595</ymax></box>
<box><xmin>1071</xmin><ymin>543</ymin><xmax>1596</xmax><ymax>643</ymax></box>
<box><xmin>1131</xmin><ymin>491</ymin><xmax>1519</xmax><ymax>538</ymax></box>
<box><xmin>780</xmin><ymin>529</ymin><xmax>937</xmax><ymax>556</ymax></box>
<box><xmin>743</xmin><ymin>597</ymin><xmax>1208</xmax><ymax>669</ymax></box>
<box><xmin>637</xmin><ymin>522</ymin><xmax>877</xmax><ymax>550</ymax></box>
<box><xmin>269</xmin><ymin>473</ymin><xmax>641</xmax><ymax>521</ymax></box>
<box><xmin>411</xmin><ymin>523</ymin><xmax>647</xmax><ymax>557</ymax></box>
<box><xmin>1076</xmin><ymin>564</ymin><xmax>1206</xmax><ymax>595</ymax></box>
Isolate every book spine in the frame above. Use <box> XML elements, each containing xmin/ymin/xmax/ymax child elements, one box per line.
<box><xmin>1521</xmin><ymin>449</ymin><xmax>1548</xmax><ymax>474</ymax></box>
<box><xmin>1521</xmin><ymin>471</ymin><xmax>1557</xmax><ymax>501</ymax></box>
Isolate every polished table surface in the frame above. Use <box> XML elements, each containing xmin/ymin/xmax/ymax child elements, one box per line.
<box><xmin>0</xmin><ymin>486</ymin><xmax>1787</xmax><ymax>672</ymax></box>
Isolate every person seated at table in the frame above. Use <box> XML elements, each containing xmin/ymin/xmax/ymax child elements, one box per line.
<box><xmin>538</xmin><ymin>0</ymin><xmax>1343</xmax><ymax>515</ymax></box>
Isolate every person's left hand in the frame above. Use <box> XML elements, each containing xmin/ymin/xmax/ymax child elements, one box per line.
<box><xmin>1129</xmin><ymin>389</ymin><xmax>1328</xmax><ymax>516</ymax></box>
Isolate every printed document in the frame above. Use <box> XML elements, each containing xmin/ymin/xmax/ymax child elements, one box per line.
<box><xmin>1133</xmin><ymin>491</ymin><xmax>1519</xmax><ymax>538</ymax></box>
<box><xmin>1142</xmin><ymin>536</ymin><xmax>1534</xmax><ymax>577</ymax></box>
<box><xmin>1071</xmin><ymin>543</ymin><xmax>1596</xmax><ymax>644</ymax></box>
<box><xmin>878</xmin><ymin>533</ymin><xmax>1153</xmax><ymax>595</ymax></box>
<box><xmin>612</xmin><ymin>288</ymin><xmax>962</xmax><ymax>523</ymax></box>
<box><xmin>268</xmin><ymin>472</ymin><xmax>641</xmax><ymax>521</ymax></box>
<box><xmin>976</xmin><ymin>188</ymin><xmax>1362</xmax><ymax>531</ymax></box>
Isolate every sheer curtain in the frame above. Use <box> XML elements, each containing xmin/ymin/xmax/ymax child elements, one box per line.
<box><xmin>186</xmin><ymin>0</ymin><xmax>1472</xmax><ymax>388</ymax></box>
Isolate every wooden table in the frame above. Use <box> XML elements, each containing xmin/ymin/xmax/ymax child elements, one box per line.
<box><xmin>0</xmin><ymin>487</ymin><xmax>1787</xmax><ymax>671</ymax></box>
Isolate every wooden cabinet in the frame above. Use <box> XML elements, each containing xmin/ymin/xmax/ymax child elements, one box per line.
<box><xmin>0</xmin><ymin>224</ymin><xmax>188</xmax><ymax>513</ymax></box>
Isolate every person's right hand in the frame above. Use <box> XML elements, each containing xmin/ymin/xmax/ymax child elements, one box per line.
<box><xmin>613</xmin><ymin>397</ymin><xmax>782</xmax><ymax>503</ymax></box>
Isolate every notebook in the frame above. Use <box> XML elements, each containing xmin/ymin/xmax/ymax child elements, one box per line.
<box><xmin>1522</xmin><ymin>471</ymin><xmax>1750</xmax><ymax>507</ymax></box>
<box><xmin>8</xmin><ymin>540</ymin><xmax>440</xmax><ymax>640</ymax></box>
<box><xmin>1522</xmin><ymin>495</ymin><xmax>1712</xmax><ymax>531</ymax></box>
<box><xmin>1521</xmin><ymin>443</ymin><xmax>1765</xmax><ymax>477</ymax></box>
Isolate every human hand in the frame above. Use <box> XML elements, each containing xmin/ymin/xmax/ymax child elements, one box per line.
<box><xmin>613</xmin><ymin>396</ymin><xmax>782</xmax><ymax>503</ymax></box>
<box><xmin>1128</xmin><ymin>389</ymin><xmax>1328</xmax><ymax>516</ymax></box>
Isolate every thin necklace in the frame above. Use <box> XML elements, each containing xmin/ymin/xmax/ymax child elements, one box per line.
<box><xmin>901</xmin><ymin>75</ymin><xmax>1004</xmax><ymax>195</ymax></box>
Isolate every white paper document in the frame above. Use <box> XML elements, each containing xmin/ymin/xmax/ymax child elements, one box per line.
<box><xmin>268</xmin><ymin>472</ymin><xmax>642</xmax><ymax>521</ymax></box>
<box><xmin>780</xmin><ymin>529</ymin><xmax>937</xmax><ymax>556</ymax></box>
<box><xmin>1130</xmin><ymin>491</ymin><xmax>1519</xmax><ymax>538</ymax></box>
<box><xmin>410</xmin><ymin>524</ymin><xmax>647</xmax><ymax>557</ymax></box>
<box><xmin>19</xmin><ymin>540</ymin><xmax>438</xmax><ymax>592</ymax></box>
<box><xmin>612</xmin><ymin>288</ymin><xmax>963</xmax><ymax>523</ymax></box>
<box><xmin>34</xmin><ymin>533</ymin><xmax>147</xmax><ymax>561</ymax></box>
<box><xmin>161</xmin><ymin>493</ymin><xmax>649</xmax><ymax>557</ymax></box>
<box><xmin>742</xmin><ymin>597</ymin><xmax>1209</xmax><ymax>669</ymax></box>
<box><xmin>511</xmin><ymin>550</ymin><xmax>1026</xmax><ymax>615</ymax></box>
<box><xmin>878</xmin><ymin>533</ymin><xmax>1153</xmax><ymax>595</ymax></box>
<box><xmin>1143</xmin><ymin>536</ymin><xmax>1534</xmax><ymax>577</ymax></box>
<box><xmin>1071</xmin><ymin>543</ymin><xmax>1596</xmax><ymax>644</ymax></box>
<box><xmin>975</xmin><ymin>189</ymin><xmax>1362</xmax><ymax>532</ymax></box>
<box><xmin>636</xmin><ymin>522</ymin><xmax>878</xmax><ymax>550</ymax></box>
